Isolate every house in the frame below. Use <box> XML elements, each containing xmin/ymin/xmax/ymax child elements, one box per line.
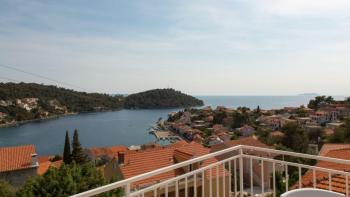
<box><xmin>270</xmin><ymin>131</ymin><xmax>285</xmax><ymax>139</ymax></box>
<box><xmin>305</xmin><ymin>124</ymin><xmax>323</xmax><ymax>132</ymax></box>
<box><xmin>0</xmin><ymin>112</ymin><xmax>7</xmax><ymax>122</ymax></box>
<box><xmin>323</xmin><ymin>128</ymin><xmax>335</xmax><ymax>137</ymax></box>
<box><xmin>296</xmin><ymin>117</ymin><xmax>312</xmax><ymax>126</ymax></box>
<box><xmin>334</xmin><ymin>105</ymin><xmax>350</xmax><ymax>117</ymax></box>
<box><xmin>37</xmin><ymin>156</ymin><xmax>63</xmax><ymax>175</ymax></box>
<box><xmin>0</xmin><ymin>144</ymin><xmax>39</xmax><ymax>186</ymax></box>
<box><xmin>283</xmin><ymin>107</ymin><xmax>298</xmax><ymax>113</ymax></box>
<box><xmin>211</xmin><ymin>137</ymin><xmax>274</xmax><ymax>189</ymax></box>
<box><xmin>310</xmin><ymin>110</ymin><xmax>337</xmax><ymax>125</ymax></box>
<box><xmin>192</xmin><ymin>120</ymin><xmax>206</xmax><ymax>130</ymax></box>
<box><xmin>326</xmin><ymin>122</ymin><xmax>344</xmax><ymax>130</ymax></box>
<box><xmin>104</xmin><ymin>141</ymin><xmax>229</xmax><ymax>197</ymax></box>
<box><xmin>212</xmin><ymin>124</ymin><xmax>230</xmax><ymax>135</ymax></box>
<box><xmin>85</xmin><ymin>145</ymin><xmax>128</xmax><ymax>166</ymax></box>
<box><xmin>0</xmin><ymin>100</ymin><xmax>12</xmax><ymax>107</ymax></box>
<box><xmin>237</xmin><ymin>125</ymin><xmax>255</xmax><ymax>137</ymax></box>
<box><xmin>217</xmin><ymin>131</ymin><xmax>231</xmax><ymax>142</ymax></box>
<box><xmin>193</xmin><ymin>133</ymin><xmax>204</xmax><ymax>143</ymax></box>
<box><xmin>15</xmin><ymin>98</ymin><xmax>39</xmax><ymax>111</ymax></box>
<box><xmin>297</xmin><ymin>143</ymin><xmax>350</xmax><ymax>195</ymax></box>
<box><xmin>257</xmin><ymin>115</ymin><xmax>296</xmax><ymax>130</ymax></box>
<box><xmin>207</xmin><ymin>135</ymin><xmax>223</xmax><ymax>146</ymax></box>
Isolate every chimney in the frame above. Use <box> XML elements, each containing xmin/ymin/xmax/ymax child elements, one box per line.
<box><xmin>118</xmin><ymin>152</ymin><xmax>125</xmax><ymax>165</ymax></box>
<box><xmin>31</xmin><ymin>153</ymin><xmax>39</xmax><ymax>167</ymax></box>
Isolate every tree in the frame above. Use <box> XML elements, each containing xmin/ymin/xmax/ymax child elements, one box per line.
<box><xmin>0</xmin><ymin>180</ymin><xmax>14</xmax><ymax>197</ymax></box>
<box><xmin>71</xmin><ymin>129</ymin><xmax>87</xmax><ymax>164</ymax></box>
<box><xmin>281</xmin><ymin>123</ymin><xmax>309</xmax><ymax>153</ymax></box>
<box><xmin>231</xmin><ymin>111</ymin><xmax>248</xmax><ymax>129</ymax></box>
<box><xmin>256</xmin><ymin>105</ymin><xmax>261</xmax><ymax>114</ymax></box>
<box><xmin>346</xmin><ymin>97</ymin><xmax>350</xmax><ymax>103</ymax></box>
<box><xmin>63</xmin><ymin>130</ymin><xmax>72</xmax><ymax>164</ymax></box>
<box><xmin>329</xmin><ymin>117</ymin><xmax>350</xmax><ymax>143</ymax></box>
<box><xmin>213</xmin><ymin>110</ymin><xmax>227</xmax><ymax>124</ymax></box>
<box><xmin>343</xmin><ymin>117</ymin><xmax>350</xmax><ymax>140</ymax></box>
<box><xmin>17</xmin><ymin>163</ymin><xmax>122</xmax><ymax>197</ymax></box>
<box><xmin>308</xmin><ymin>96</ymin><xmax>335</xmax><ymax>110</ymax></box>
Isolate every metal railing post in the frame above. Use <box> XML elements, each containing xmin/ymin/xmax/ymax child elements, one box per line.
<box><xmin>126</xmin><ymin>183</ymin><xmax>131</xmax><ymax>197</ymax></box>
<box><xmin>239</xmin><ymin>148</ymin><xmax>244</xmax><ymax>197</ymax></box>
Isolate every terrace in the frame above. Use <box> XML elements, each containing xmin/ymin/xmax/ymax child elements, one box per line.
<box><xmin>72</xmin><ymin>145</ymin><xmax>350</xmax><ymax>197</ymax></box>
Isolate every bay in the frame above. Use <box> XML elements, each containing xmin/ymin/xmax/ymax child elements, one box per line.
<box><xmin>0</xmin><ymin>95</ymin><xmax>345</xmax><ymax>154</ymax></box>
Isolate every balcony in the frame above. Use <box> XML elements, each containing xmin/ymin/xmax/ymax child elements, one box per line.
<box><xmin>72</xmin><ymin>145</ymin><xmax>350</xmax><ymax>197</ymax></box>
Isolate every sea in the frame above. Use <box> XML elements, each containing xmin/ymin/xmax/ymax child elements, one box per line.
<box><xmin>0</xmin><ymin>95</ymin><xmax>346</xmax><ymax>155</ymax></box>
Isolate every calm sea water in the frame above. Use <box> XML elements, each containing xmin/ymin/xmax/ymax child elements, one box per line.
<box><xmin>0</xmin><ymin>96</ymin><xmax>345</xmax><ymax>154</ymax></box>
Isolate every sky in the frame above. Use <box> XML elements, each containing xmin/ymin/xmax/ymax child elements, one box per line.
<box><xmin>0</xmin><ymin>0</ymin><xmax>349</xmax><ymax>96</ymax></box>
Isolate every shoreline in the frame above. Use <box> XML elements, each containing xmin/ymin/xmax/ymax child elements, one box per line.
<box><xmin>0</xmin><ymin>113</ymin><xmax>78</xmax><ymax>128</ymax></box>
<box><xmin>0</xmin><ymin>108</ymin><xmax>126</xmax><ymax>129</ymax></box>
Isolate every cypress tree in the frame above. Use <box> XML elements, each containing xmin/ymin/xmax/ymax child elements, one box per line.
<box><xmin>63</xmin><ymin>130</ymin><xmax>71</xmax><ymax>164</ymax></box>
<box><xmin>257</xmin><ymin>105</ymin><xmax>261</xmax><ymax>114</ymax></box>
<box><xmin>71</xmin><ymin>129</ymin><xmax>87</xmax><ymax>164</ymax></box>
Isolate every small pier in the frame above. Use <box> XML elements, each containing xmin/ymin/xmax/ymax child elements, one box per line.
<box><xmin>153</xmin><ymin>130</ymin><xmax>181</xmax><ymax>140</ymax></box>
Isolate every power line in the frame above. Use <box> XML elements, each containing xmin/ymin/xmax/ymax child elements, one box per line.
<box><xmin>0</xmin><ymin>64</ymin><xmax>90</xmax><ymax>92</ymax></box>
<box><xmin>0</xmin><ymin>76</ymin><xmax>21</xmax><ymax>83</ymax></box>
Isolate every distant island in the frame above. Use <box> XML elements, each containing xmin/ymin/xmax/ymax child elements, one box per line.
<box><xmin>124</xmin><ymin>88</ymin><xmax>204</xmax><ymax>109</ymax></box>
<box><xmin>298</xmin><ymin>93</ymin><xmax>319</xmax><ymax>96</ymax></box>
<box><xmin>0</xmin><ymin>83</ymin><xmax>203</xmax><ymax>126</ymax></box>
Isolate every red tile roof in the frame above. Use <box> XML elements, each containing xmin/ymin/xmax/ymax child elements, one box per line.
<box><xmin>119</xmin><ymin>141</ymin><xmax>227</xmax><ymax>188</ymax></box>
<box><xmin>86</xmin><ymin>145</ymin><xmax>127</xmax><ymax>159</ymax></box>
<box><xmin>0</xmin><ymin>144</ymin><xmax>37</xmax><ymax>172</ymax></box>
<box><xmin>37</xmin><ymin>156</ymin><xmax>62</xmax><ymax>175</ymax></box>
<box><xmin>297</xmin><ymin>145</ymin><xmax>350</xmax><ymax>194</ymax></box>
<box><xmin>210</xmin><ymin>136</ymin><xmax>271</xmax><ymax>153</ymax></box>
<box><xmin>319</xmin><ymin>144</ymin><xmax>350</xmax><ymax>156</ymax></box>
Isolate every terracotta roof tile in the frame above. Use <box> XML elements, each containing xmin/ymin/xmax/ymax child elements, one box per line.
<box><xmin>86</xmin><ymin>145</ymin><xmax>127</xmax><ymax>159</ymax></box>
<box><xmin>297</xmin><ymin>147</ymin><xmax>350</xmax><ymax>194</ymax></box>
<box><xmin>210</xmin><ymin>137</ymin><xmax>271</xmax><ymax>153</ymax></box>
<box><xmin>0</xmin><ymin>144</ymin><xmax>36</xmax><ymax>172</ymax></box>
<box><xmin>319</xmin><ymin>143</ymin><xmax>350</xmax><ymax>156</ymax></box>
<box><xmin>36</xmin><ymin>156</ymin><xmax>62</xmax><ymax>175</ymax></box>
<box><xmin>119</xmin><ymin>141</ymin><xmax>227</xmax><ymax>188</ymax></box>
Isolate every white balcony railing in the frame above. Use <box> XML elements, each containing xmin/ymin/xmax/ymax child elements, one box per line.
<box><xmin>72</xmin><ymin>145</ymin><xmax>350</xmax><ymax>197</ymax></box>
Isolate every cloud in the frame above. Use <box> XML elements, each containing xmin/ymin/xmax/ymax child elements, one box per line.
<box><xmin>257</xmin><ymin>0</ymin><xmax>350</xmax><ymax>17</ymax></box>
<box><xmin>0</xmin><ymin>0</ymin><xmax>350</xmax><ymax>95</ymax></box>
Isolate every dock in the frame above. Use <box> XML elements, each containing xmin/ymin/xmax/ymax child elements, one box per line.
<box><xmin>153</xmin><ymin>130</ymin><xmax>181</xmax><ymax>140</ymax></box>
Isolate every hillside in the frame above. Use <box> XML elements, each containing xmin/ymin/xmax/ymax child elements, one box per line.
<box><xmin>0</xmin><ymin>83</ymin><xmax>124</xmax><ymax>122</ymax></box>
<box><xmin>124</xmin><ymin>88</ymin><xmax>204</xmax><ymax>109</ymax></box>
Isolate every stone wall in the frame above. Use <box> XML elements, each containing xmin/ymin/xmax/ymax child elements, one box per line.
<box><xmin>0</xmin><ymin>167</ymin><xmax>37</xmax><ymax>187</ymax></box>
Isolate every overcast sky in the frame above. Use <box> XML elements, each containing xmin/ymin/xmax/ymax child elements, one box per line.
<box><xmin>0</xmin><ymin>0</ymin><xmax>349</xmax><ymax>95</ymax></box>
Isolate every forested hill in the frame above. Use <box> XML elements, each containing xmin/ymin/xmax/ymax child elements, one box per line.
<box><xmin>0</xmin><ymin>83</ymin><xmax>124</xmax><ymax>113</ymax></box>
<box><xmin>124</xmin><ymin>88</ymin><xmax>204</xmax><ymax>109</ymax></box>
<box><xmin>0</xmin><ymin>83</ymin><xmax>203</xmax><ymax>123</ymax></box>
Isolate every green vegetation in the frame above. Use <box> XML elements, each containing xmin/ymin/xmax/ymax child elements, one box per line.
<box><xmin>281</xmin><ymin>123</ymin><xmax>309</xmax><ymax>153</ymax></box>
<box><xmin>329</xmin><ymin>117</ymin><xmax>350</xmax><ymax>143</ymax></box>
<box><xmin>0</xmin><ymin>83</ymin><xmax>203</xmax><ymax>124</ymax></box>
<box><xmin>71</xmin><ymin>129</ymin><xmax>88</xmax><ymax>164</ymax></box>
<box><xmin>307</xmin><ymin>95</ymin><xmax>335</xmax><ymax>110</ymax></box>
<box><xmin>15</xmin><ymin>131</ymin><xmax>122</xmax><ymax>197</ymax></box>
<box><xmin>0</xmin><ymin>83</ymin><xmax>124</xmax><ymax>112</ymax></box>
<box><xmin>124</xmin><ymin>88</ymin><xmax>203</xmax><ymax>109</ymax></box>
<box><xmin>62</xmin><ymin>129</ymin><xmax>87</xmax><ymax>165</ymax></box>
<box><xmin>0</xmin><ymin>180</ymin><xmax>14</xmax><ymax>197</ymax></box>
<box><xmin>231</xmin><ymin>111</ymin><xmax>249</xmax><ymax>129</ymax></box>
<box><xmin>17</xmin><ymin>163</ymin><xmax>122</xmax><ymax>197</ymax></box>
<box><xmin>0</xmin><ymin>83</ymin><xmax>124</xmax><ymax>123</ymax></box>
<box><xmin>213</xmin><ymin>110</ymin><xmax>227</xmax><ymax>125</ymax></box>
<box><xmin>63</xmin><ymin>130</ymin><xmax>72</xmax><ymax>164</ymax></box>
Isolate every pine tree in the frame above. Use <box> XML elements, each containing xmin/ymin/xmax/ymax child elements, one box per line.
<box><xmin>63</xmin><ymin>130</ymin><xmax>71</xmax><ymax>164</ymax></box>
<box><xmin>71</xmin><ymin>129</ymin><xmax>87</xmax><ymax>164</ymax></box>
